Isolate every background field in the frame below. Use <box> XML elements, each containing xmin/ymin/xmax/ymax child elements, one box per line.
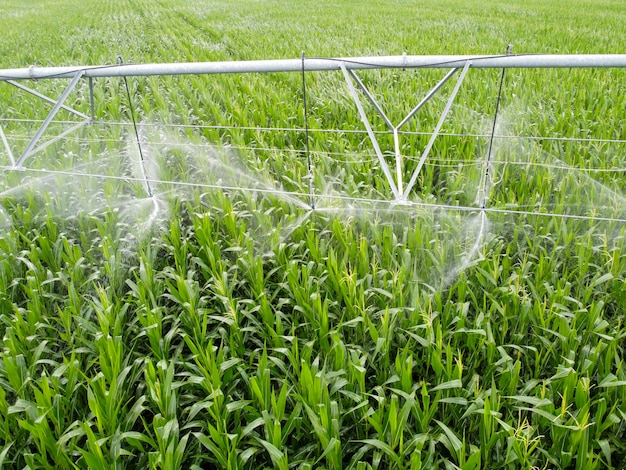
<box><xmin>1</xmin><ymin>0</ymin><xmax>626</xmax><ymax>468</ymax></box>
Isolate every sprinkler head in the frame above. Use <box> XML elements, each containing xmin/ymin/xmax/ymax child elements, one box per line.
<box><xmin>391</xmin><ymin>196</ymin><xmax>412</xmax><ymax>207</ymax></box>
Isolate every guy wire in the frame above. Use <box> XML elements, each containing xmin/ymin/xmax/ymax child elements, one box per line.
<box><xmin>481</xmin><ymin>45</ymin><xmax>511</xmax><ymax>209</ymax></box>
<box><xmin>302</xmin><ymin>51</ymin><xmax>315</xmax><ymax>209</ymax></box>
<box><xmin>118</xmin><ymin>56</ymin><xmax>153</xmax><ymax>197</ymax></box>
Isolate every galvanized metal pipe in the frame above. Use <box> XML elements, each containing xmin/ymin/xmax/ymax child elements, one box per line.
<box><xmin>1</xmin><ymin>54</ymin><xmax>626</xmax><ymax>80</ymax></box>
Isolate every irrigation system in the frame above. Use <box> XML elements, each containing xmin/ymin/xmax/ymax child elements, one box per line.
<box><xmin>1</xmin><ymin>53</ymin><xmax>625</xmax><ymax>219</ymax></box>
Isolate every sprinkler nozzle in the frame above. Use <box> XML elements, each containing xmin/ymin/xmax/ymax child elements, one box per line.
<box><xmin>391</xmin><ymin>196</ymin><xmax>411</xmax><ymax>207</ymax></box>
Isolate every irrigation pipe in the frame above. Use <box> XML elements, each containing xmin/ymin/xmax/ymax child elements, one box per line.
<box><xmin>3</xmin><ymin>54</ymin><xmax>626</xmax><ymax>80</ymax></box>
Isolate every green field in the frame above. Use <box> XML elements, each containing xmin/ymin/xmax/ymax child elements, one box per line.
<box><xmin>1</xmin><ymin>0</ymin><xmax>626</xmax><ymax>468</ymax></box>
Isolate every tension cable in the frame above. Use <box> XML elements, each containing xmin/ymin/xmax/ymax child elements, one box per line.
<box><xmin>301</xmin><ymin>51</ymin><xmax>315</xmax><ymax>210</ymax></box>
<box><xmin>480</xmin><ymin>45</ymin><xmax>511</xmax><ymax>209</ymax></box>
<box><xmin>118</xmin><ymin>56</ymin><xmax>153</xmax><ymax>197</ymax></box>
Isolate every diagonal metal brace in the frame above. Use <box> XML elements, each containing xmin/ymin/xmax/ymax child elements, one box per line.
<box><xmin>397</xmin><ymin>67</ymin><xmax>459</xmax><ymax>130</ymax></box>
<box><xmin>28</xmin><ymin>120</ymin><xmax>90</xmax><ymax>158</ymax></box>
<box><xmin>348</xmin><ymin>69</ymin><xmax>394</xmax><ymax>130</ymax></box>
<box><xmin>7</xmin><ymin>79</ymin><xmax>90</xmax><ymax>120</ymax></box>
<box><xmin>341</xmin><ymin>63</ymin><xmax>470</xmax><ymax>201</ymax></box>
<box><xmin>14</xmin><ymin>70</ymin><xmax>85</xmax><ymax>168</ymax></box>
<box><xmin>340</xmin><ymin>63</ymin><xmax>400</xmax><ymax>199</ymax></box>
<box><xmin>0</xmin><ymin>124</ymin><xmax>15</xmax><ymax>165</ymax></box>
<box><xmin>402</xmin><ymin>61</ymin><xmax>471</xmax><ymax>198</ymax></box>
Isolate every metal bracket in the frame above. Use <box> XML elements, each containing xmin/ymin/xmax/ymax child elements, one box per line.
<box><xmin>11</xmin><ymin>70</ymin><xmax>88</xmax><ymax>168</ymax></box>
<box><xmin>341</xmin><ymin>60</ymin><xmax>471</xmax><ymax>202</ymax></box>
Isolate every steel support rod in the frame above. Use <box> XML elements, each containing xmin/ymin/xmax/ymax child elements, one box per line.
<box><xmin>403</xmin><ymin>61</ymin><xmax>471</xmax><ymax>198</ymax></box>
<box><xmin>393</xmin><ymin>127</ymin><xmax>402</xmax><ymax>196</ymax></box>
<box><xmin>14</xmin><ymin>71</ymin><xmax>84</xmax><ymax>168</ymax></box>
<box><xmin>28</xmin><ymin>120</ymin><xmax>89</xmax><ymax>159</ymax></box>
<box><xmin>89</xmin><ymin>77</ymin><xmax>95</xmax><ymax>121</ymax></box>
<box><xmin>397</xmin><ymin>68</ymin><xmax>459</xmax><ymax>130</ymax></box>
<box><xmin>0</xmin><ymin>124</ymin><xmax>14</xmax><ymax>165</ymax></box>
<box><xmin>7</xmin><ymin>80</ymin><xmax>90</xmax><ymax>119</ymax></box>
<box><xmin>1</xmin><ymin>55</ymin><xmax>626</xmax><ymax>80</ymax></box>
<box><xmin>342</xmin><ymin>67</ymin><xmax>474</xmax><ymax>202</ymax></box>
<box><xmin>340</xmin><ymin>63</ymin><xmax>400</xmax><ymax>199</ymax></box>
<box><xmin>348</xmin><ymin>69</ymin><xmax>393</xmax><ymax>130</ymax></box>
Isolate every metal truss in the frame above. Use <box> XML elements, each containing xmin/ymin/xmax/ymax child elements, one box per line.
<box><xmin>1</xmin><ymin>54</ymin><xmax>625</xmax><ymax>199</ymax></box>
<box><xmin>1</xmin><ymin>71</ymin><xmax>94</xmax><ymax>168</ymax></box>
<box><xmin>340</xmin><ymin>61</ymin><xmax>471</xmax><ymax>202</ymax></box>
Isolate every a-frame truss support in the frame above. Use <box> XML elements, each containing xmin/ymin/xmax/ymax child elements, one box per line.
<box><xmin>341</xmin><ymin>60</ymin><xmax>471</xmax><ymax>203</ymax></box>
<box><xmin>2</xmin><ymin>70</ymin><xmax>92</xmax><ymax>168</ymax></box>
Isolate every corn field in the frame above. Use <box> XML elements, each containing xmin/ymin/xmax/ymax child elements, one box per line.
<box><xmin>0</xmin><ymin>0</ymin><xmax>625</xmax><ymax>468</ymax></box>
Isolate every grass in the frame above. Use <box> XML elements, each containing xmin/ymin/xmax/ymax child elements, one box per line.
<box><xmin>1</xmin><ymin>0</ymin><xmax>626</xmax><ymax>468</ymax></box>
